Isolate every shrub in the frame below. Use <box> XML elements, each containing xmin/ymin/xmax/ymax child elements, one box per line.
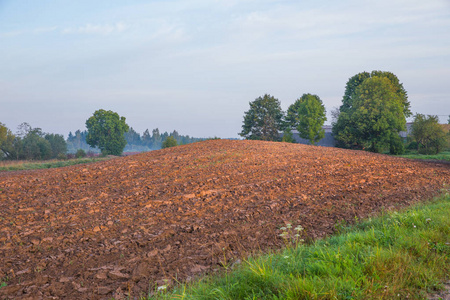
<box><xmin>75</xmin><ymin>149</ymin><xmax>87</xmax><ymax>158</ymax></box>
<box><xmin>389</xmin><ymin>134</ymin><xmax>405</xmax><ymax>155</ymax></box>
<box><xmin>282</xmin><ymin>128</ymin><xmax>295</xmax><ymax>143</ymax></box>
<box><xmin>411</xmin><ymin>114</ymin><xmax>447</xmax><ymax>154</ymax></box>
<box><xmin>162</xmin><ymin>136</ymin><xmax>177</xmax><ymax>149</ymax></box>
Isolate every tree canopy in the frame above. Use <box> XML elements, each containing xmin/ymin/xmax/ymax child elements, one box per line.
<box><xmin>0</xmin><ymin>123</ymin><xmax>16</xmax><ymax>160</ymax></box>
<box><xmin>285</xmin><ymin>97</ymin><xmax>304</xmax><ymax>128</ymax></box>
<box><xmin>288</xmin><ymin>93</ymin><xmax>327</xmax><ymax>145</ymax></box>
<box><xmin>124</xmin><ymin>127</ymin><xmax>141</xmax><ymax>146</ymax></box>
<box><xmin>21</xmin><ymin>127</ymin><xmax>52</xmax><ymax>160</ymax></box>
<box><xmin>411</xmin><ymin>114</ymin><xmax>447</xmax><ymax>154</ymax></box>
<box><xmin>340</xmin><ymin>71</ymin><xmax>410</xmax><ymax>116</ymax></box>
<box><xmin>333</xmin><ymin>71</ymin><xmax>410</xmax><ymax>153</ymax></box>
<box><xmin>1</xmin><ymin>122</ymin><xmax>67</xmax><ymax>160</ymax></box>
<box><xmin>161</xmin><ymin>136</ymin><xmax>178</xmax><ymax>149</ymax></box>
<box><xmin>66</xmin><ymin>126</ymin><xmax>202</xmax><ymax>153</ymax></box>
<box><xmin>240</xmin><ymin>94</ymin><xmax>285</xmax><ymax>141</ymax></box>
<box><xmin>86</xmin><ymin>109</ymin><xmax>129</xmax><ymax>156</ymax></box>
<box><xmin>66</xmin><ymin>130</ymin><xmax>93</xmax><ymax>153</ymax></box>
<box><xmin>281</xmin><ymin>128</ymin><xmax>295</xmax><ymax>143</ymax></box>
<box><xmin>45</xmin><ymin>133</ymin><xmax>67</xmax><ymax>158</ymax></box>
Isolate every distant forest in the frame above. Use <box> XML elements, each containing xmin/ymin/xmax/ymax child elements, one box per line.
<box><xmin>67</xmin><ymin>128</ymin><xmax>204</xmax><ymax>153</ymax></box>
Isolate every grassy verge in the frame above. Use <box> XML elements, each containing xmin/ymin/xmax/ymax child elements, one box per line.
<box><xmin>150</xmin><ymin>192</ymin><xmax>450</xmax><ymax>299</ymax></box>
<box><xmin>399</xmin><ymin>151</ymin><xmax>450</xmax><ymax>162</ymax></box>
<box><xmin>0</xmin><ymin>157</ymin><xmax>112</xmax><ymax>171</ymax></box>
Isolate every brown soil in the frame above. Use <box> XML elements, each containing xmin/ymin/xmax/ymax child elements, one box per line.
<box><xmin>429</xmin><ymin>281</ymin><xmax>450</xmax><ymax>300</ymax></box>
<box><xmin>0</xmin><ymin>140</ymin><xmax>449</xmax><ymax>299</ymax></box>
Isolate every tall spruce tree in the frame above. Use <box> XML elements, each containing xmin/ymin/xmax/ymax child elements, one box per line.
<box><xmin>240</xmin><ymin>94</ymin><xmax>285</xmax><ymax>141</ymax></box>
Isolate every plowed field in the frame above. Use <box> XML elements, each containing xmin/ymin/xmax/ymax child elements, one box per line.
<box><xmin>1</xmin><ymin>140</ymin><xmax>449</xmax><ymax>299</ymax></box>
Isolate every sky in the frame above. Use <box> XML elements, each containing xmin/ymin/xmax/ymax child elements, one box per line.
<box><xmin>1</xmin><ymin>0</ymin><xmax>449</xmax><ymax>139</ymax></box>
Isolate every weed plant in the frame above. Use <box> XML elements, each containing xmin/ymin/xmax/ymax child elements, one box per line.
<box><xmin>148</xmin><ymin>193</ymin><xmax>450</xmax><ymax>299</ymax></box>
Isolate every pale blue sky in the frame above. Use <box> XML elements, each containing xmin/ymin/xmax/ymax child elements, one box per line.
<box><xmin>1</xmin><ymin>0</ymin><xmax>449</xmax><ymax>138</ymax></box>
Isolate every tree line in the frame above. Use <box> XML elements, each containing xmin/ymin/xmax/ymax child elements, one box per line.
<box><xmin>66</xmin><ymin>127</ymin><xmax>202</xmax><ymax>154</ymax></box>
<box><xmin>240</xmin><ymin>93</ymin><xmax>327</xmax><ymax>145</ymax></box>
<box><xmin>239</xmin><ymin>70</ymin><xmax>450</xmax><ymax>155</ymax></box>
<box><xmin>0</xmin><ymin>122</ymin><xmax>67</xmax><ymax>160</ymax></box>
<box><xmin>1</xmin><ymin>70</ymin><xmax>448</xmax><ymax>160</ymax></box>
<box><xmin>80</xmin><ymin>109</ymin><xmax>205</xmax><ymax>155</ymax></box>
<box><xmin>0</xmin><ymin>112</ymin><xmax>204</xmax><ymax>160</ymax></box>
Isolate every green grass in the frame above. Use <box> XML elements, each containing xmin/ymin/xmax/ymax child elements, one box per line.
<box><xmin>149</xmin><ymin>192</ymin><xmax>450</xmax><ymax>300</ymax></box>
<box><xmin>0</xmin><ymin>157</ymin><xmax>112</xmax><ymax>171</ymax></box>
<box><xmin>399</xmin><ymin>150</ymin><xmax>450</xmax><ymax>162</ymax></box>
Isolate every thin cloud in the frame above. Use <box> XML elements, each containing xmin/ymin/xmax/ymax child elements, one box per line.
<box><xmin>228</xmin><ymin>1</ymin><xmax>449</xmax><ymax>43</ymax></box>
<box><xmin>32</xmin><ymin>26</ymin><xmax>58</xmax><ymax>34</ymax></box>
<box><xmin>0</xmin><ymin>30</ymin><xmax>24</xmax><ymax>38</ymax></box>
<box><xmin>147</xmin><ymin>23</ymin><xmax>189</xmax><ymax>43</ymax></box>
<box><xmin>62</xmin><ymin>22</ymin><xmax>128</xmax><ymax>35</ymax></box>
<box><xmin>1</xmin><ymin>26</ymin><xmax>58</xmax><ymax>38</ymax></box>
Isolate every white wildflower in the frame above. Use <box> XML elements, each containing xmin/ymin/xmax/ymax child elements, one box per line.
<box><xmin>294</xmin><ymin>225</ymin><xmax>303</xmax><ymax>231</ymax></box>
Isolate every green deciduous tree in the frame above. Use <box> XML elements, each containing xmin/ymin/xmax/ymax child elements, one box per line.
<box><xmin>86</xmin><ymin>109</ymin><xmax>129</xmax><ymax>155</ymax></box>
<box><xmin>389</xmin><ymin>134</ymin><xmax>405</xmax><ymax>155</ymax></box>
<box><xmin>288</xmin><ymin>93</ymin><xmax>327</xmax><ymax>145</ymax></box>
<box><xmin>2</xmin><ymin>123</ymin><xmax>67</xmax><ymax>160</ymax></box>
<box><xmin>339</xmin><ymin>71</ymin><xmax>410</xmax><ymax>116</ymax></box>
<box><xmin>162</xmin><ymin>136</ymin><xmax>177</xmax><ymax>149</ymax></box>
<box><xmin>286</xmin><ymin>98</ymin><xmax>304</xmax><ymax>128</ymax></box>
<box><xmin>281</xmin><ymin>128</ymin><xmax>295</xmax><ymax>143</ymax></box>
<box><xmin>351</xmin><ymin>77</ymin><xmax>405</xmax><ymax>152</ymax></box>
<box><xmin>0</xmin><ymin>123</ymin><xmax>17</xmax><ymax>160</ymax></box>
<box><xmin>16</xmin><ymin>122</ymin><xmax>32</xmax><ymax>138</ymax></box>
<box><xmin>411</xmin><ymin>114</ymin><xmax>447</xmax><ymax>154</ymax></box>
<box><xmin>240</xmin><ymin>94</ymin><xmax>285</xmax><ymax>141</ymax></box>
<box><xmin>333</xmin><ymin>71</ymin><xmax>410</xmax><ymax>153</ymax></box>
<box><xmin>45</xmin><ymin>133</ymin><xmax>67</xmax><ymax>158</ymax></box>
<box><xmin>21</xmin><ymin>127</ymin><xmax>52</xmax><ymax>160</ymax></box>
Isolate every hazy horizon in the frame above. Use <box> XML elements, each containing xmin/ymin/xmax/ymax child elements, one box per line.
<box><xmin>1</xmin><ymin>0</ymin><xmax>449</xmax><ymax>138</ymax></box>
